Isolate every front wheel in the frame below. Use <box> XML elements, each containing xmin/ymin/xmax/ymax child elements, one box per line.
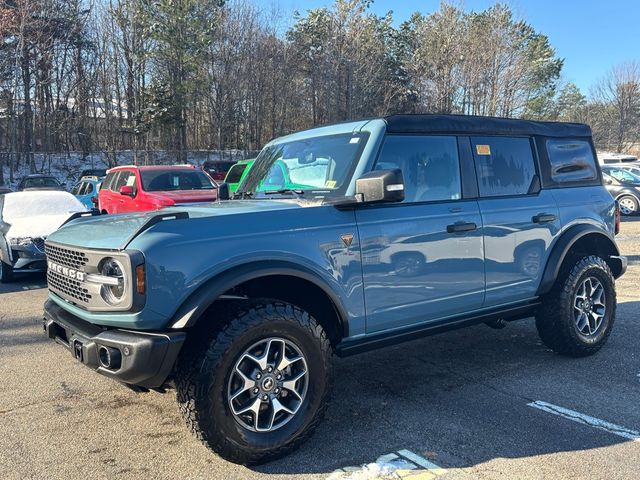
<box><xmin>176</xmin><ymin>302</ymin><xmax>333</xmax><ymax>465</ymax></box>
<box><xmin>536</xmin><ymin>255</ymin><xmax>616</xmax><ymax>357</ymax></box>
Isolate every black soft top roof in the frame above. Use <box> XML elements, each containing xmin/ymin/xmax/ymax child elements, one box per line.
<box><xmin>384</xmin><ymin>114</ymin><xmax>592</xmax><ymax>138</ymax></box>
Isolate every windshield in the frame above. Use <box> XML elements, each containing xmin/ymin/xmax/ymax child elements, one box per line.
<box><xmin>238</xmin><ymin>133</ymin><xmax>368</xmax><ymax>198</ymax></box>
<box><xmin>603</xmin><ymin>167</ymin><xmax>640</xmax><ymax>184</ymax></box>
<box><xmin>140</xmin><ymin>169</ymin><xmax>216</xmax><ymax>192</ymax></box>
<box><xmin>226</xmin><ymin>163</ymin><xmax>249</xmax><ymax>183</ymax></box>
<box><xmin>23</xmin><ymin>177</ymin><xmax>60</xmax><ymax>189</ymax></box>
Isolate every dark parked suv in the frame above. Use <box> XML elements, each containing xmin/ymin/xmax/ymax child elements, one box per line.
<box><xmin>43</xmin><ymin>115</ymin><xmax>626</xmax><ymax>464</ymax></box>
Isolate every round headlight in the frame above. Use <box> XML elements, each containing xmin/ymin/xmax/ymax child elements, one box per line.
<box><xmin>99</xmin><ymin>257</ymin><xmax>126</xmax><ymax>305</ymax></box>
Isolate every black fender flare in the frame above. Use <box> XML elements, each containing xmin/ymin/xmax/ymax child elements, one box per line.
<box><xmin>536</xmin><ymin>224</ymin><xmax>623</xmax><ymax>296</ymax></box>
<box><xmin>168</xmin><ymin>260</ymin><xmax>350</xmax><ymax>337</ymax></box>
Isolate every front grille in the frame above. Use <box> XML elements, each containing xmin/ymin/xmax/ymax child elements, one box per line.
<box><xmin>47</xmin><ymin>269</ymin><xmax>92</xmax><ymax>304</ymax></box>
<box><xmin>45</xmin><ymin>244</ymin><xmax>88</xmax><ymax>270</ymax></box>
<box><xmin>32</xmin><ymin>237</ymin><xmax>45</xmax><ymax>252</ymax></box>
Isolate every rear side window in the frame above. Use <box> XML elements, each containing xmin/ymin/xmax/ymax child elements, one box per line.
<box><xmin>546</xmin><ymin>140</ymin><xmax>597</xmax><ymax>183</ymax></box>
<box><xmin>113</xmin><ymin>171</ymin><xmax>135</xmax><ymax>191</ymax></box>
<box><xmin>103</xmin><ymin>172</ymin><xmax>117</xmax><ymax>191</ymax></box>
<box><xmin>471</xmin><ymin>137</ymin><xmax>536</xmax><ymax>197</ymax></box>
<box><xmin>375</xmin><ymin>135</ymin><xmax>461</xmax><ymax>203</ymax></box>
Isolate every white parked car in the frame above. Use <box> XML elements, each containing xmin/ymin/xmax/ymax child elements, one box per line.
<box><xmin>0</xmin><ymin>191</ymin><xmax>87</xmax><ymax>282</ymax></box>
<box><xmin>598</xmin><ymin>152</ymin><xmax>639</xmax><ymax>166</ymax></box>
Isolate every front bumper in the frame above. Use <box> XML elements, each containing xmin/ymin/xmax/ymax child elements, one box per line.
<box><xmin>610</xmin><ymin>255</ymin><xmax>628</xmax><ymax>278</ymax></box>
<box><xmin>10</xmin><ymin>245</ymin><xmax>46</xmax><ymax>271</ymax></box>
<box><xmin>43</xmin><ymin>299</ymin><xmax>185</xmax><ymax>388</ymax></box>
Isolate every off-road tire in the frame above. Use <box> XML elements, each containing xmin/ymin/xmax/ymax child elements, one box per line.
<box><xmin>536</xmin><ymin>255</ymin><xmax>616</xmax><ymax>357</ymax></box>
<box><xmin>0</xmin><ymin>260</ymin><xmax>13</xmax><ymax>283</ymax></box>
<box><xmin>175</xmin><ymin>301</ymin><xmax>333</xmax><ymax>465</ymax></box>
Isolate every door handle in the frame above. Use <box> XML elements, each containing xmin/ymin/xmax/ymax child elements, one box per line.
<box><xmin>446</xmin><ymin>222</ymin><xmax>477</xmax><ymax>233</ymax></box>
<box><xmin>532</xmin><ymin>213</ymin><xmax>556</xmax><ymax>223</ymax></box>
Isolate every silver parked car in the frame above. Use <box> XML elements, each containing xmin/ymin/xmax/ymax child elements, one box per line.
<box><xmin>0</xmin><ymin>191</ymin><xmax>86</xmax><ymax>282</ymax></box>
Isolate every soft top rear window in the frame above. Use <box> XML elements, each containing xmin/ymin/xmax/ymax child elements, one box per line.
<box><xmin>546</xmin><ymin>139</ymin><xmax>597</xmax><ymax>184</ymax></box>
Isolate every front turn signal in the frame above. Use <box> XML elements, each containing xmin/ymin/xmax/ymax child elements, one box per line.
<box><xmin>136</xmin><ymin>264</ymin><xmax>146</xmax><ymax>295</ymax></box>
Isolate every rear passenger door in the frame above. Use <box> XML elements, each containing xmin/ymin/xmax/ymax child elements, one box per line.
<box><xmin>471</xmin><ymin>136</ymin><xmax>560</xmax><ymax>306</ymax></box>
<box><xmin>356</xmin><ymin>135</ymin><xmax>485</xmax><ymax>333</ymax></box>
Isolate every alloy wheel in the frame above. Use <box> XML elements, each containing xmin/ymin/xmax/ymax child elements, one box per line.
<box><xmin>227</xmin><ymin>337</ymin><xmax>308</xmax><ymax>432</ymax></box>
<box><xmin>574</xmin><ymin>276</ymin><xmax>606</xmax><ymax>336</ymax></box>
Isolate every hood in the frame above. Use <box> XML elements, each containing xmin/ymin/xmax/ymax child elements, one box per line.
<box><xmin>47</xmin><ymin>199</ymin><xmax>304</xmax><ymax>250</ymax></box>
<box><xmin>152</xmin><ymin>189</ymin><xmax>218</xmax><ymax>203</ymax></box>
<box><xmin>5</xmin><ymin>213</ymin><xmax>76</xmax><ymax>239</ymax></box>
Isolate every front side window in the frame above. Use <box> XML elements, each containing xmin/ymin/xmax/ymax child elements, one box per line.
<box><xmin>239</xmin><ymin>133</ymin><xmax>368</xmax><ymax>198</ymax></box>
<box><xmin>375</xmin><ymin>135</ymin><xmax>461</xmax><ymax>203</ymax></box>
<box><xmin>472</xmin><ymin>137</ymin><xmax>536</xmax><ymax>197</ymax></box>
<box><xmin>546</xmin><ymin>139</ymin><xmax>597</xmax><ymax>183</ymax></box>
<box><xmin>140</xmin><ymin>169</ymin><xmax>215</xmax><ymax>192</ymax></box>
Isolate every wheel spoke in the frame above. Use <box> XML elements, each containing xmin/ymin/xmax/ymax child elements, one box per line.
<box><xmin>232</xmin><ymin>395</ymin><xmax>261</xmax><ymax>421</ymax></box>
<box><xmin>277</xmin><ymin>353</ymin><xmax>304</xmax><ymax>372</ymax></box>
<box><xmin>282</xmin><ymin>370</ymin><xmax>306</xmax><ymax>400</ymax></box>
<box><xmin>230</xmin><ymin>368</ymin><xmax>255</xmax><ymax>402</ymax></box>
<box><xmin>576</xmin><ymin>312</ymin><xmax>588</xmax><ymax>333</ymax></box>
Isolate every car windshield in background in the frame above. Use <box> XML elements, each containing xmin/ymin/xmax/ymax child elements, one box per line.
<box><xmin>23</xmin><ymin>177</ymin><xmax>60</xmax><ymax>188</ymax></box>
<box><xmin>238</xmin><ymin>133</ymin><xmax>368</xmax><ymax>198</ymax></box>
<box><xmin>140</xmin><ymin>169</ymin><xmax>216</xmax><ymax>192</ymax></box>
<box><xmin>603</xmin><ymin>167</ymin><xmax>640</xmax><ymax>184</ymax></box>
<box><xmin>226</xmin><ymin>164</ymin><xmax>248</xmax><ymax>183</ymax></box>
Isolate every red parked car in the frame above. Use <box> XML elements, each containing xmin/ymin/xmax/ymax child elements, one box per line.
<box><xmin>98</xmin><ymin>165</ymin><xmax>218</xmax><ymax>214</ymax></box>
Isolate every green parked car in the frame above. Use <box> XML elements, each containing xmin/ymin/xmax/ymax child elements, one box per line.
<box><xmin>223</xmin><ymin>159</ymin><xmax>254</xmax><ymax>193</ymax></box>
<box><xmin>224</xmin><ymin>158</ymin><xmax>313</xmax><ymax>194</ymax></box>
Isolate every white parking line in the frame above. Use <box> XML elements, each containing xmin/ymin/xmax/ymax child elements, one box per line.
<box><xmin>528</xmin><ymin>400</ymin><xmax>640</xmax><ymax>440</ymax></box>
<box><xmin>327</xmin><ymin>449</ymin><xmax>449</xmax><ymax>479</ymax></box>
<box><xmin>397</xmin><ymin>450</ymin><xmax>447</xmax><ymax>475</ymax></box>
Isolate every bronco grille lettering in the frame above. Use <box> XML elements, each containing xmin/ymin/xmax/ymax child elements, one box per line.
<box><xmin>47</xmin><ymin>260</ymin><xmax>86</xmax><ymax>282</ymax></box>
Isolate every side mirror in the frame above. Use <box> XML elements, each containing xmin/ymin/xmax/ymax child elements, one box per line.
<box><xmin>119</xmin><ymin>185</ymin><xmax>135</xmax><ymax>197</ymax></box>
<box><xmin>217</xmin><ymin>182</ymin><xmax>230</xmax><ymax>201</ymax></box>
<box><xmin>355</xmin><ymin>169</ymin><xmax>404</xmax><ymax>203</ymax></box>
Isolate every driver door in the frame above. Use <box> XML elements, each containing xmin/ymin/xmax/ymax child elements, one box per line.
<box><xmin>357</xmin><ymin>135</ymin><xmax>485</xmax><ymax>333</ymax></box>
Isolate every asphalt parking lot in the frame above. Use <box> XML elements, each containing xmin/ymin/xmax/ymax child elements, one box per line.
<box><xmin>2</xmin><ymin>220</ymin><xmax>640</xmax><ymax>480</ymax></box>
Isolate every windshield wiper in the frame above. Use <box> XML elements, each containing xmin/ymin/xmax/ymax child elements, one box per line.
<box><xmin>233</xmin><ymin>191</ymin><xmax>254</xmax><ymax>199</ymax></box>
<box><xmin>262</xmin><ymin>188</ymin><xmax>305</xmax><ymax>196</ymax></box>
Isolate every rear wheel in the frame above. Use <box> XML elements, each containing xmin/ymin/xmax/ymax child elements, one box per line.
<box><xmin>617</xmin><ymin>195</ymin><xmax>639</xmax><ymax>216</ymax></box>
<box><xmin>176</xmin><ymin>301</ymin><xmax>333</xmax><ymax>465</ymax></box>
<box><xmin>536</xmin><ymin>255</ymin><xmax>616</xmax><ymax>357</ymax></box>
<box><xmin>0</xmin><ymin>260</ymin><xmax>13</xmax><ymax>283</ymax></box>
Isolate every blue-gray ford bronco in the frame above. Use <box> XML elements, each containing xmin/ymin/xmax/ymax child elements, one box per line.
<box><xmin>43</xmin><ymin>114</ymin><xmax>627</xmax><ymax>464</ymax></box>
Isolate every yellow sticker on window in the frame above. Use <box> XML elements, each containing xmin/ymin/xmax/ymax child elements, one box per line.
<box><xmin>476</xmin><ymin>144</ymin><xmax>491</xmax><ymax>155</ymax></box>
<box><xmin>325</xmin><ymin>180</ymin><xmax>337</xmax><ymax>188</ymax></box>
